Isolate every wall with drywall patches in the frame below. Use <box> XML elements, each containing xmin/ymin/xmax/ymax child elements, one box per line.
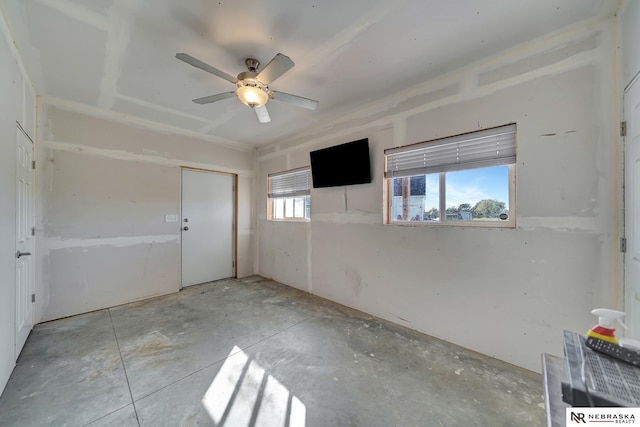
<box><xmin>256</xmin><ymin>20</ymin><xmax>619</xmax><ymax>372</ymax></box>
<box><xmin>37</xmin><ymin>105</ymin><xmax>254</xmax><ymax>322</ymax></box>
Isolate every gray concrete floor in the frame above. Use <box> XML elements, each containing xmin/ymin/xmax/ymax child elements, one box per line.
<box><xmin>0</xmin><ymin>276</ymin><xmax>546</xmax><ymax>426</ymax></box>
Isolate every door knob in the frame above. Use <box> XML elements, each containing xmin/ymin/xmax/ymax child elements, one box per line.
<box><xmin>16</xmin><ymin>251</ymin><xmax>31</xmax><ymax>258</ymax></box>
<box><xmin>183</xmin><ymin>226</ymin><xmax>189</xmax><ymax>231</ymax></box>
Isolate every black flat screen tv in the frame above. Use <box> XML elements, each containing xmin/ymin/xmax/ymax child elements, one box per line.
<box><xmin>309</xmin><ymin>138</ymin><xmax>371</xmax><ymax>188</ymax></box>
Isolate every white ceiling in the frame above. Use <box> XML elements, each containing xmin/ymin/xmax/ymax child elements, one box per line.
<box><xmin>0</xmin><ymin>0</ymin><xmax>619</xmax><ymax>148</ymax></box>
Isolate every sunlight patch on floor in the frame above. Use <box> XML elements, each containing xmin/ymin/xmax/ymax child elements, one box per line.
<box><xmin>202</xmin><ymin>345</ymin><xmax>306</xmax><ymax>427</ymax></box>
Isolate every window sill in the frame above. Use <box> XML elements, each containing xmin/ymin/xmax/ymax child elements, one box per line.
<box><xmin>268</xmin><ymin>218</ymin><xmax>311</xmax><ymax>223</ymax></box>
<box><xmin>387</xmin><ymin>220</ymin><xmax>515</xmax><ymax>229</ymax></box>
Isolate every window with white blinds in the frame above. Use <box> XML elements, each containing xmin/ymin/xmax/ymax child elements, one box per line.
<box><xmin>384</xmin><ymin>124</ymin><xmax>516</xmax><ymax>227</ymax></box>
<box><xmin>385</xmin><ymin>124</ymin><xmax>516</xmax><ymax>178</ymax></box>
<box><xmin>268</xmin><ymin>167</ymin><xmax>311</xmax><ymax>221</ymax></box>
<box><xmin>268</xmin><ymin>168</ymin><xmax>311</xmax><ymax>198</ymax></box>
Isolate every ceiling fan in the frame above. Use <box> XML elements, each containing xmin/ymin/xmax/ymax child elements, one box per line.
<box><xmin>176</xmin><ymin>52</ymin><xmax>319</xmax><ymax>123</ymax></box>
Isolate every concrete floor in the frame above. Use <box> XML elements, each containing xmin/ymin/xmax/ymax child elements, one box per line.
<box><xmin>0</xmin><ymin>276</ymin><xmax>546</xmax><ymax>426</ymax></box>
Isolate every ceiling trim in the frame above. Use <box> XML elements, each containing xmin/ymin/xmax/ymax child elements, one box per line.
<box><xmin>114</xmin><ymin>93</ymin><xmax>212</xmax><ymax>125</ymax></box>
<box><xmin>40</xmin><ymin>96</ymin><xmax>254</xmax><ymax>153</ymax></box>
<box><xmin>40</xmin><ymin>139</ymin><xmax>254</xmax><ymax>176</ymax></box>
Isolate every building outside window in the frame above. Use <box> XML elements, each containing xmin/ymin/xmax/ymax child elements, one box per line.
<box><xmin>385</xmin><ymin>124</ymin><xmax>516</xmax><ymax>227</ymax></box>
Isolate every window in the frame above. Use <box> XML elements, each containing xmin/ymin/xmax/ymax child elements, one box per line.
<box><xmin>268</xmin><ymin>167</ymin><xmax>311</xmax><ymax>221</ymax></box>
<box><xmin>385</xmin><ymin>124</ymin><xmax>516</xmax><ymax>227</ymax></box>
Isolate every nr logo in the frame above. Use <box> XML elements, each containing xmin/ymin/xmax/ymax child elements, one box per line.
<box><xmin>571</xmin><ymin>412</ymin><xmax>586</xmax><ymax>423</ymax></box>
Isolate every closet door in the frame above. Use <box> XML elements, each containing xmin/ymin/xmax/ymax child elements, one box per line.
<box><xmin>15</xmin><ymin>125</ymin><xmax>35</xmax><ymax>358</ymax></box>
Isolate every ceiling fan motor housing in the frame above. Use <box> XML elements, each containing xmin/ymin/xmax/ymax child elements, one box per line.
<box><xmin>244</xmin><ymin>58</ymin><xmax>260</xmax><ymax>72</ymax></box>
<box><xmin>237</xmin><ymin>71</ymin><xmax>261</xmax><ymax>86</ymax></box>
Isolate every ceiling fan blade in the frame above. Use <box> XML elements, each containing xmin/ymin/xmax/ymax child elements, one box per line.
<box><xmin>254</xmin><ymin>105</ymin><xmax>271</xmax><ymax>123</ymax></box>
<box><xmin>192</xmin><ymin>92</ymin><xmax>236</xmax><ymax>104</ymax></box>
<box><xmin>176</xmin><ymin>53</ymin><xmax>237</xmax><ymax>84</ymax></box>
<box><xmin>270</xmin><ymin>91</ymin><xmax>319</xmax><ymax>111</ymax></box>
<box><xmin>256</xmin><ymin>53</ymin><xmax>294</xmax><ymax>85</ymax></box>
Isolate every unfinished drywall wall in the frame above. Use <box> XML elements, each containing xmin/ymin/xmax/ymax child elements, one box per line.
<box><xmin>37</xmin><ymin>105</ymin><xmax>254</xmax><ymax>321</ymax></box>
<box><xmin>256</xmin><ymin>20</ymin><xmax>619</xmax><ymax>372</ymax></box>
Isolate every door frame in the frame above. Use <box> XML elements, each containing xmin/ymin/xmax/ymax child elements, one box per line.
<box><xmin>180</xmin><ymin>166</ymin><xmax>238</xmax><ymax>287</ymax></box>
<box><xmin>624</xmin><ymin>71</ymin><xmax>640</xmax><ymax>338</ymax></box>
<box><xmin>15</xmin><ymin>122</ymin><xmax>35</xmax><ymax>359</ymax></box>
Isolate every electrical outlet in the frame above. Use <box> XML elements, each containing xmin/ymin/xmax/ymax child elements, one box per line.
<box><xmin>165</xmin><ymin>214</ymin><xmax>179</xmax><ymax>223</ymax></box>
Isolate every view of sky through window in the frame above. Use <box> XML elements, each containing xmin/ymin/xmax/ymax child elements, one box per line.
<box><xmin>444</xmin><ymin>166</ymin><xmax>509</xmax><ymax>209</ymax></box>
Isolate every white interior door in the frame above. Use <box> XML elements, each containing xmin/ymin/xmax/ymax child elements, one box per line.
<box><xmin>181</xmin><ymin>169</ymin><xmax>235</xmax><ymax>287</ymax></box>
<box><xmin>15</xmin><ymin>126</ymin><xmax>34</xmax><ymax>358</ymax></box>
<box><xmin>625</xmin><ymin>76</ymin><xmax>640</xmax><ymax>339</ymax></box>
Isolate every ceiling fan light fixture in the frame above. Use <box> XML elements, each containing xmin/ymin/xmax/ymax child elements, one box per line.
<box><xmin>176</xmin><ymin>52</ymin><xmax>318</xmax><ymax>123</ymax></box>
<box><xmin>236</xmin><ymin>85</ymin><xmax>269</xmax><ymax>107</ymax></box>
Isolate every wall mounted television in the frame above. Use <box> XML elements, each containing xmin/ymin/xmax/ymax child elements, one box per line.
<box><xmin>309</xmin><ymin>138</ymin><xmax>371</xmax><ymax>188</ymax></box>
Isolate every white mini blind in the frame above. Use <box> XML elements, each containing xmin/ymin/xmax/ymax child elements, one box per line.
<box><xmin>385</xmin><ymin>124</ymin><xmax>516</xmax><ymax>178</ymax></box>
<box><xmin>268</xmin><ymin>167</ymin><xmax>311</xmax><ymax>198</ymax></box>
